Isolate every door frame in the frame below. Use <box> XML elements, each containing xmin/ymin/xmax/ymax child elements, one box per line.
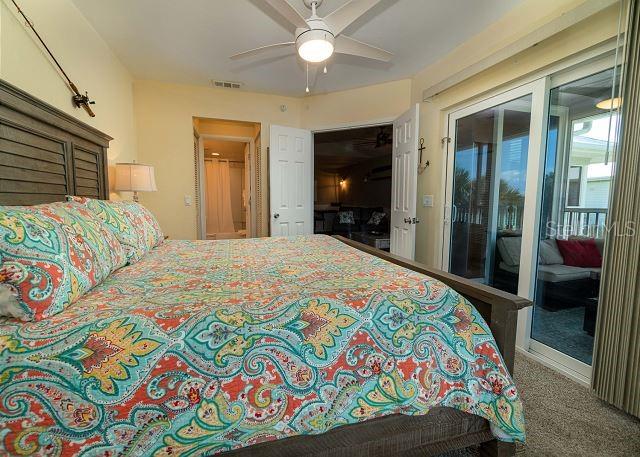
<box><xmin>441</xmin><ymin>79</ymin><xmax>546</xmax><ymax>277</ymax></box>
<box><xmin>309</xmin><ymin>119</ymin><xmax>397</xmax><ymax>240</ymax></box>
<box><xmin>439</xmin><ymin>50</ymin><xmax>619</xmax><ymax>386</ymax></box>
<box><xmin>197</xmin><ymin>133</ymin><xmax>256</xmax><ymax>239</ymax></box>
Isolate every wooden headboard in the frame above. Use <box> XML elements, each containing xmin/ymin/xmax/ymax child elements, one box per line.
<box><xmin>0</xmin><ymin>79</ymin><xmax>111</xmax><ymax>206</ymax></box>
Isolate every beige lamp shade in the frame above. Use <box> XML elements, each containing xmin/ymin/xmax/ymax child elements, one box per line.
<box><xmin>114</xmin><ymin>163</ymin><xmax>157</xmax><ymax>192</ymax></box>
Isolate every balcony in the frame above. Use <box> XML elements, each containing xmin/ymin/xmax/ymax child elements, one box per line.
<box><xmin>560</xmin><ymin>208</ymin><xmax>608</xmax><ymax>239</ymax></box>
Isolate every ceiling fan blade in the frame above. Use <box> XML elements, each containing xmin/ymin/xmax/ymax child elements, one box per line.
<box><xmin>264</xmin><ymin>0</ymin><xmax>309</xmax><ymax>29</ymax></box>
<box><xmin>230</xmin><ymin>42</ymin><xmax>295</xmax><ymax>60</ymax></box>
<box><xmin>334</xmin><ymin>35</ymin><xmax>392</xmax><ymax>62</ymax></box>
<box><xmin>324</xmin><ymin>0</ymin><xmax>382</xmax><ymax>35</ymax></box>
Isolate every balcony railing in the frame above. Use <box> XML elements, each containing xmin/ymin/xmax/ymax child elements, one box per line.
<box><xmin>453</xmin><ymin>206</ymin><xmax>608</xmax><ymax>239</ymax></box>
<box><xmin>560</xmin><ymin>208</ymin><xmax>608</xmax><ymax>238</ymax></box>
<box><xmin>452</xmin><ymin>205</ymin><xmax>524</xmax><ymax>231</ymax></box>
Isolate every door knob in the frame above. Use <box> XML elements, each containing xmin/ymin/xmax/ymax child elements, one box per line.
<box><xmin>404</xmin><ymin>217</ymin><xmax>411</xmax><ymax>224</ymax></box>
<box><xmin>274</xmin><ymin>213</ymin><xmax>280</xmax><ymax>219</ymax></box>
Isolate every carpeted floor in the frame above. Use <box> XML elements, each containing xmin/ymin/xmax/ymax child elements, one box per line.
<box><xmin>438</xmin><ymin>353</ymin><xmax>640</xmax><ymax>457</ymax></box>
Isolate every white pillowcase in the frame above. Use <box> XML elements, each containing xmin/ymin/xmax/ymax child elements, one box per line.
<box><xmin>0</xmin><ymin>285</ymin><xmax>22</xmax><ymax>320</ymax></box>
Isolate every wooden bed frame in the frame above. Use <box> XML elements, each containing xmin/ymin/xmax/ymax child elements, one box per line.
<box><xmin>0</xmin><ymin>79</ymin><xmax>532</xmax><ymax>457</ymax></box>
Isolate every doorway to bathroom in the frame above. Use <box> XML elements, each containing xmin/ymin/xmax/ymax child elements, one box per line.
<box><xmin>193</xmin><ymin>117</ymin><xmax>261</xmax><ymax>240</ymax></box>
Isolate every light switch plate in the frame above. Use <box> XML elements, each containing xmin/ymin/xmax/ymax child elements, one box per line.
<box><xmin>422</xmin><ymin>195</ymin><xmax>434</xmax><ymax>207</ymax></box>
<box><xmin>184</xmin><ymin>195</ymin><xmax>192</xmax><ymax>206</ymax></box>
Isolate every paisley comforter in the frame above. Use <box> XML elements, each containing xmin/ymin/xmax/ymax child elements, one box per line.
<box><xmin>0</xmin><ymin>235</ymin><xmax>525</xmax><ymax>456</ymax></box>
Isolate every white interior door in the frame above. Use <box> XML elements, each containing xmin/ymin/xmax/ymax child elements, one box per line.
<box><xmin>269</xmin><ymin>125</ymin><xmax>313</xmax><ymax>236</ymax></box>
<box><xmin>390</xmin><ymin>104</ymin><xmax>420</xmax><ymax>259</ymax></box>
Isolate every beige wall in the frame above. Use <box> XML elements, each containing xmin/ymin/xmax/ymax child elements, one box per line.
<box><xmin>134</xmin><ymin>80</ymin><xmax>302</xmax><ymax>239</ymax></box>
<box><xmin>301</xmin><ymin>79</ymin><xmax>412</xmax><ymax>130</ymax></box>
<box><xmin>411</xmin><ymin>3</ymin><xmax>621</xmax><ymax>266</ymax></box>
<box><xmin>0</xmin><ymin>0</ymin><xmax>137</xmax><ymax>198</ymax></box>
<box><xmin>135</xmin><ymin>78</ymin><xmax>412</xmax><ymax>240</ymax></box>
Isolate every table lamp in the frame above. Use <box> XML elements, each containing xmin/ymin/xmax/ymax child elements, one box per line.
<box><xmin>114</xmin><ymin>162</ymin><xmax>157</xmax><ymax>202</ymax></box>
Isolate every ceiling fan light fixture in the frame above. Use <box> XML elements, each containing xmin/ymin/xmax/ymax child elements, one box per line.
<box><xmin>297</xmin><ymin>29</ymin><xmax>334</xmax><ymax>63</ymax></box>
<box><xmin>596</xmin><ymin>97</ymin><xmax>623</xmax><ymax>110</ymax></box>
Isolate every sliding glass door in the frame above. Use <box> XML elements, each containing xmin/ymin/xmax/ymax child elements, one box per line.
<box><xmin>530</xmin><ymin>67</ymin><xmax>619</xmax><ymax>372</ymax></box>
<box><xmin>443</xmin><ymin>57</ymin><xmax>620</xmax><ymax>384</ymax></box>
<box><xmin>444</xmin><ymin>88</ymin><xmax>536</xmax><ymax>295</ymax></box>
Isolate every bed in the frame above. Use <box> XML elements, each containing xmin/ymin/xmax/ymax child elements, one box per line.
<box><xmin>0</xmin><ymin>79</ymin><xmax>531</xmax><ymax>457</ymax></box>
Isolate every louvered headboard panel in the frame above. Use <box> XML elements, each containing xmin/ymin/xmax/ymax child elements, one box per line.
<box><xmin>0</xmin><ymin>79</ymin><xmax>111</xmax><ymax>206</ymax></box>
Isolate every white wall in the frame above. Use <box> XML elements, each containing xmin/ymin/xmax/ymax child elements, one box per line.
<box><xmin>0</xmin><ymin>0</ymin><xmax>137</xmax><ymax>198</ymax></box>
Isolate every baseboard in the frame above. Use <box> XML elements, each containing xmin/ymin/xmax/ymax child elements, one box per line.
<box><xmin>516</xmin><ymin>347</ymin><xmax>591</xmax><ymax>388</ymax></box>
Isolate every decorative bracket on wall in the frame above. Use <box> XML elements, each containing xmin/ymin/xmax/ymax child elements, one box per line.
<box><xmin>418</xmin><ymin>137</ymin><xmax>429</xmax><ymax>174</ymax></box>
<box><xmin>10</xmin><ymin>0</ymin><xmax>96</xmax><ymax>117</ymax></box>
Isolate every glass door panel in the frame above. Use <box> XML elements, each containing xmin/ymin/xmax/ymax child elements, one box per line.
<box><xmin>531</xmin><ymin>68</ymin><xmax>619</xmax><ymax>366</ymax></box>
<box><xmin>449</xmin><ymin>95</ymin><xmax>532</xmax><ymax>293</ymax></box>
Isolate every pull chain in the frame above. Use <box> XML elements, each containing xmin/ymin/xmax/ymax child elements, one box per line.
<box><xmin>306</xmin><ymin>63</ymin><xmax>310</xmax><ymax>93</ymax></box>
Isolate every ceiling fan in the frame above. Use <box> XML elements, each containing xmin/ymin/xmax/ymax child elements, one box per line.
<box><xmin>231</xmin><ymin>0</ymin><xmax>392</xmax><ymax>66</ymax></box>
<box><xmin>354</xmin><ymin>126</ymin><xmax>392</xmax><ymax>148</ymax></box>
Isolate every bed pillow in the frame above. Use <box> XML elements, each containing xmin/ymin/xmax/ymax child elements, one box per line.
<box><xmin>69</xmin><ymin>196</ymin><xmax>143</xmax><ymax>263</ymax></box>
<box><xmin>70</xmin><ymin>197</ymin><xmax>164</xmax><ymax>263</ymax></box>
<box><xmin>0</xmin><ymin>201</ymin><xmax>127</xmax><ymax>321</ymax></box>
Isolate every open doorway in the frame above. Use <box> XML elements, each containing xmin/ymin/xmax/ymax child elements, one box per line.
<box><xmin>203</xmin><ymin>139</ymin><xmax>248</xmax><ymax>239</ymax></box>
<box><xmin>313</xmin><ymin>125</ymin><xmax>393</xmax><ymax>251</ymax></box>
<box><xmin>193</xmin><ymin>118</ymin><xmax>261</xmax><ymax>240</ymax></box>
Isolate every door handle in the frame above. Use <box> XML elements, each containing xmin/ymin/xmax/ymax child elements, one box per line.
<box><xmin>273</xmin><ymin>213</ymin><xmax>280</xmax><ymax>219</ymax></box>
<box><xmin>404</xmin><ymin>217</ymin><xmax>411</xmax><ymax>224</ymax></box>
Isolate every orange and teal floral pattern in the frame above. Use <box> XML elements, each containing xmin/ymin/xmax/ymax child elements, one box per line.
<box><xmin>0</xmin><ymin>235</ymin><xmax>524</xmax><ymax>456</ymax></box>
<box><xmin>71</xmin><ymin>197</ymin><xmax>164</xmax><ymax>263</ymax></box>
<box><xmin>0</xmin><ymin>202</ymin><xmax>126</xmax><ymax>321</ymax></box>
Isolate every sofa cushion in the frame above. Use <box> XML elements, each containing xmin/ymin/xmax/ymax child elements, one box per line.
<box><xmin>537</xmin><ymin>264</ymin><xmax>592</xmax><ymax>283</ymax></box>
<box><xmin>498</xmin><ymin>261</ymin><xmax>520</xmax><ymax>275</ymax></box>
<box><xmin>497</xmin><ymin>236</ymin><xmax>521</xmax><ymax>266</ymax></box>
<box><xmin>337</xmin><ymin>210</ymin><xmax>355</xmax><ymax>225</ymax></box>
<box><xmin>539</xmin><ymin>239</ymin><xmax>564</xmax><ymax>265</ymax></box>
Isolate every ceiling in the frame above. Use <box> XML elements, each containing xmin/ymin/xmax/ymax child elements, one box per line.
<box><xmin>554</xmin><ymin>68</ymin><xmax>618</xmax><ymax>119</ymax></box>
<box><xmin>315</xmin><ymin>124</ymin><xmax>392</xmax><ymax>171</ymax></box>
<box><xmin>72</xmin><ymin>0</ymin><xmax>523</xmax><ymax>96</ymax></box>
